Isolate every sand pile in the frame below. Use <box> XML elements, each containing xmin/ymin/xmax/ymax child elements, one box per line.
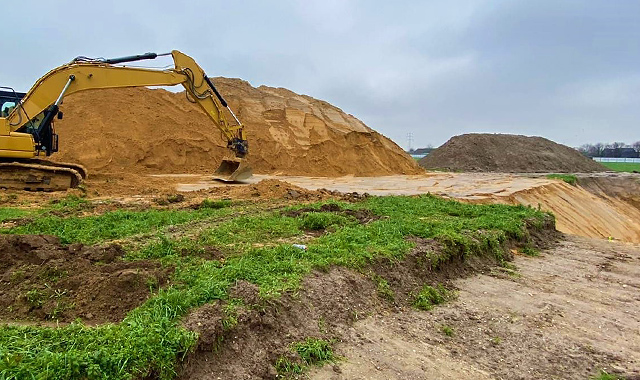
<box><xmin>200</xmin><ymin>179</ymin><xmax>326</xmax><ymax>201</ymax></box>
<box><xmin>193</xmin><ymin>179</ymin><xmax>368</xmax><ymax>202</ymax></box>
<box><xmin>420</xmin><ymin>134</ymin><xmax>607</xmax><ymax>173</ymax></box>
<box><xmin>52</xmin><ymin>78</ymin><xmax>420</xmax><ymax>176</ymax></box>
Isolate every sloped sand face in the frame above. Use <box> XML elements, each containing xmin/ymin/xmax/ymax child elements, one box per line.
<box><xmin>52</xmin><ymin>79</ymin><xmax>421</xmax><ymax>177</ymax></box>
<box><xmin>507</xmin><ymin>177</ymin><xmax>640</xmax><ymax>243</ymax></box>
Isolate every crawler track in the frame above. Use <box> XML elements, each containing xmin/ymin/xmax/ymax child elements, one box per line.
<box><xmin>0</xmin><ymin>160</ymin><xmax>87</xmax><ymax>191</ymax></box>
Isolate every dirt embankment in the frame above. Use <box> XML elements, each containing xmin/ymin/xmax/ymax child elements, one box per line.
<box><xmin>177</xmin><ymin>216</ymin><xmax>556</xmax><ymax>379</ymax></box>
<box><xmin>52</xmin><ymin>79</ymin><xmax>421</xmax><ymax>177</ymax></box>
<box><xmin>0</xmin><ymin>235</ymin><xmax>171</xmax><ymax>324</ymax></box>
<box><xmin>420</xmin><ymin>134</ymin><xmax>607</xmax><ymax>173</ymax></box>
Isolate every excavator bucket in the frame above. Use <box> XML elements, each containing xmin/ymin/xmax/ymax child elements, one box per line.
<box><xmin>213</xmin><ymin>158</ymin><xmax>253</xmax><ymax>182</ymax></box>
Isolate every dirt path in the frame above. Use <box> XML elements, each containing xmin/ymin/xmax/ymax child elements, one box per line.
<box><xmin>310</xmin><ymin>235</ymin><xmax>640</xmax><ymax>380</ymax></box>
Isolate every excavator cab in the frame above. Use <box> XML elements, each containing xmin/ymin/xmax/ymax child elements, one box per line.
<box><xmin>1</xmin><ymin>101</ymin><xmax>15</xmax><ymax>117</ymax></box>
<box><xmin>0</xmin><ymin>88</ymin><xmax>24</xmax><ymax>117</ymax></box>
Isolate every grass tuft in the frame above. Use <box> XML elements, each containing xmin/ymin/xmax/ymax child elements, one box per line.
<box><xmin>412</xmin><ymin>284</ymin><xmax>453</xmax><ymax>311</ymax></box>
<box><xmin>301</xmin><ymin>212</ymin><xmax>351</xmax><ymax>231</ymax></box>
<box><xmin>294</xmin><ymin>337</ymin><xmax>335</xmax><ymax>365</ymax></box>
<box><xmin>591</xmin><ymin>370</ymin><xmax>626</xmax><ymax>380</ymax></box>
<box><xmin>546</xmin><ymin>174</ymin><xmax>577</xmax><ymax>186</ymax></box>
<box><xmin>440</xmin><ymin>325</ymin><xmax>455</xmax><ymax>337</ymax></box>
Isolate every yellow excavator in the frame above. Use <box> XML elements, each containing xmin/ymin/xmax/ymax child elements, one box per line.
<box><xmin>0</xmin><ymin>50</ymin><xmax>251</xmax><ymax>190</ymax></box>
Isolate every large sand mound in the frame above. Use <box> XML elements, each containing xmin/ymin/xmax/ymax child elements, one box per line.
<box><xmin>52</xmin><ymin>78</ymin><xmax>421</xmax><ymax>177</ymax></box>
<box><xmin>420</xmin><ymin>133</ymin><xmax>607</xmax><ymax>173</ymax></box>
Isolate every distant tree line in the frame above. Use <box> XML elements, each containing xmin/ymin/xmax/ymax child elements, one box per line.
<box><xmin>578</xmin><ymin>141</ymin><xmax>640</xmax><ymax>158</ymax></box>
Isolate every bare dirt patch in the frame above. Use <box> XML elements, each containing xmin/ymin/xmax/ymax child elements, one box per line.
<box><xmin>311</xmin><ymin>235</ymin><xmax>640</xmax><ymax>380</ymax></box>
<box><xmin>0</xmin><ymin>235</ymin><xmax>172</xmax><ymax>324</ymax></box>
<box><xmin>420</xmin><ymin>133</ymin><xmax>607</xmax><ymax>173</ymax></box>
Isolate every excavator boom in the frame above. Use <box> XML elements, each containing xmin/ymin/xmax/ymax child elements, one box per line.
<box><xmin>0</xmin><ymin>50</ymin><xmax>251</xmax><ymax>189</ymax></box>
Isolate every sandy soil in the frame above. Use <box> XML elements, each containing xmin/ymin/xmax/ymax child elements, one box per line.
<box><xmin>310</xmin><ymin>235</ymin><xmax>640</xmax><ymax>380</ymax></box>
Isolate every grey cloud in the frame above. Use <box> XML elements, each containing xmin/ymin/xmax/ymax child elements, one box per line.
<box><xmin>2</xmin><ymin>0</ymin><xmax>638</xmax><ymax>149</ymax></box>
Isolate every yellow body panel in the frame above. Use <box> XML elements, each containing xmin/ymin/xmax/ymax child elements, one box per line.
<box><xmin>0</xmin><ymin>130</ymin><xmax>36</xmax><ymax>158</ymax></box>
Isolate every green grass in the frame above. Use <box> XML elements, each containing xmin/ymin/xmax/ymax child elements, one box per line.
<box><xmin>294</xmin><ymin>338</ymin><xmax>335</xmax><ymax>365</ymax></box>
<box><xmin>546</xmin><ymin>174</ymin><xmax>577</xmax><ymax>185</ymax></box>
<box><xmin>301</xmin><ymin>212</ymin><xmax>353</xmax><ymax>231</ymax></box>
<box><xmin>47</xmin><ymin>195</ymin><xmax>91</xmax><ymax>212</ymax></box>
<box><xmin>2</xmin><ymin>207</ymin><xmax>236</xmax><ymax>245</ymax></box>
<box><xmin>591</xmin><ymin>370</ymin><xmax>626</xmax><ymax>380</ymax></box>
<box><xmin>276</xmin><ymin>338</ymin><xmax>335</xmax><ymax>377</ymax></box>
<box><xmin>599</xmin><ymin>162</ymin><xmax>640</xmax><ymax>173</ymax></box>
<box><xmin>412</xmin><ymin>284</ymin><xmax>453</xmax><ymax>311</ymax></box>
<box><xmin>0</xmin><ymin>195</ymin><xmax>89</xmax><ymax>225</ymax></box>
<box><xmin>440</xmin><ymin>325</ymin><xmax>454</xmax><ymax>337</ymax></box>
<box><xmin>0</xmin><ymin>195</ymin><xmax>550</xmax><ymax>379</ymax></box>
<box><xmin>0</xmin><ymin>208</ymin><xmax>28</xmax><ymax>223</ymax></box>
<box><xmin>373</xmin><ymin>275</ymin><xmax>395</xmax><ymax>301</ymax></box>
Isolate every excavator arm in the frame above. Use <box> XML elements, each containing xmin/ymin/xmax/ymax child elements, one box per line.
<box><xmin>0</xmin><ymin>50</ymin><xmax>250</xmax><ymax>184</ymax></box>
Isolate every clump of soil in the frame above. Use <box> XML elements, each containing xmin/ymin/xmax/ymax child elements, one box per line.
<box><xmin>53</xmin><ymin>79</ymin><xmax>421</xmax><ymax>177</ymax></box>
<box><xmin>0</xmin><ymin>235</ymin><xmax>172</xmax><ymax>324</ymax></box>
<box><xmin>282</xmin><ymin>203</ymin><xmax>379</xmax><ymax>225</ymax></box>
<box><xmin>203</xmin><ymin>179</ymin><xmax>323</xmax><ymax>201</ymax></box>
<box><xmin>420</xmin><ymin>134</ymin><xmax>607</xmax><ymax>173</ymax></box>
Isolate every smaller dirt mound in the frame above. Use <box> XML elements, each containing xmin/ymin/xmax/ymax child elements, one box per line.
<box><xmin>282</xmin><ymin>203</ymin><xmax>379</xmax><ymax>225</ymax></box>
<box><xmin>420</xmin><ymin>134</ymin><xmax>607</xmax><ymax>173</ymax></box>
<box><xmin>0</xmin><ymin>235</ymin><xmax>172</xmax><ymax>324</ymax></box>
<box><xmin>197</xmin><ymin>179</ymin><xmax>369</xmax><ymax>202</ymax></box>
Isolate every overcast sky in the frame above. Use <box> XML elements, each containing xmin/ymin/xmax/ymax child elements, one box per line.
<box><xmin>2</xmin><ymin>1</ymin><xmax>639</xmax><ymax>149</ymax></box>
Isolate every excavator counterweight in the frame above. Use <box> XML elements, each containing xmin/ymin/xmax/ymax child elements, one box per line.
<box><xmin>0</xmin><ymin>50</ymin><xmax>251</xmax><ymax>190</ymax></box>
